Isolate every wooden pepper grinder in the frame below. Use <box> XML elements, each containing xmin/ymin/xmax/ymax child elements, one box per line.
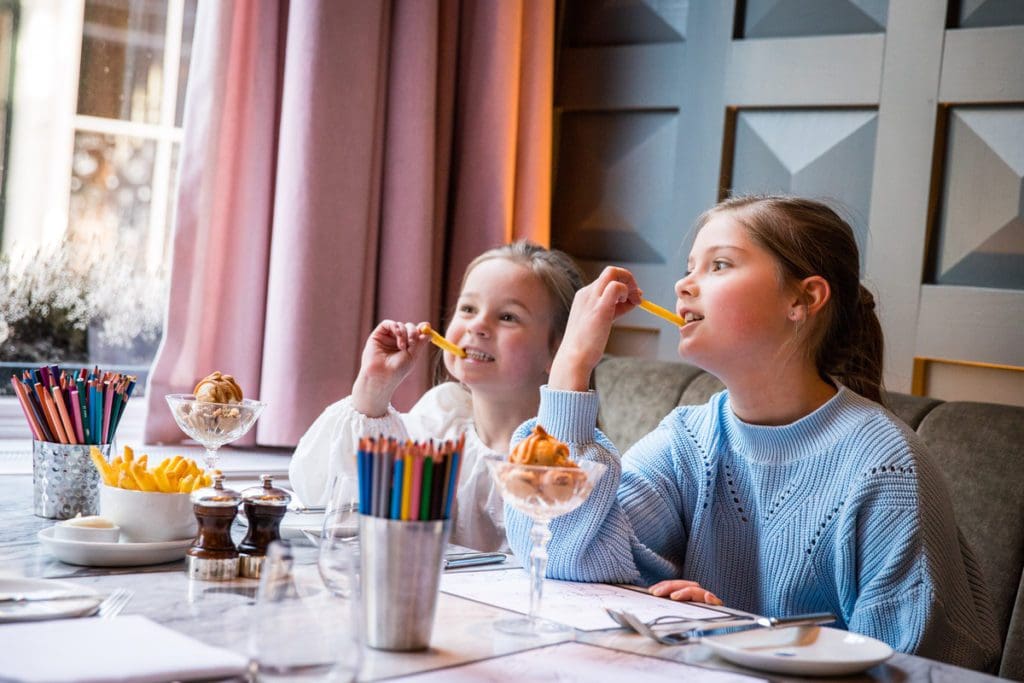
<box><xmin>238</xmin><ymin>474</ymin><xmax>291</xmax><ymax>578</ymax></box>
<box><xmin>186</xmin><ymin>473</ymin><xmax>241</xmax><ymax>580</ymax></box>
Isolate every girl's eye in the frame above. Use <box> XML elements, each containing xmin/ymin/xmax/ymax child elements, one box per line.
<box><xmin>711</xmin><ymin>260</ymin><xmax>729</xmax><ymax>272</ymax></box>
<box><xmin>499</xmin><ymin>313</ymin><xmax>518</xmax><ymax>322</ymax></box>
<box><xmin>458</xmin><ymin>304</ymin><xmax>475</xmax><ymax>314</ymax></box>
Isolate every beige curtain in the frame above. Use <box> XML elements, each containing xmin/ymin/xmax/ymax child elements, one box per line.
<box><xmin>144</xmin><ymin>0</ymin><xmax>554</xmax><ymax>447</ymax></box>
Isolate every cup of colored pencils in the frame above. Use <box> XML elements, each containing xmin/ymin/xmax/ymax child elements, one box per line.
<box><xmin>11</xmin><ymin>364</ymin><xmax>136</xmax><ymax>519</ymax></box>
<box><xmin>356</xmin><ymin>434</ymin><xmax>463</xmax><ymax>651</ymax></box>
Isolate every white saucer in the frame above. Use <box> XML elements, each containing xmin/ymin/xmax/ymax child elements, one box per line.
<box><xmin>703</xmin><ymin>625</ymin><xmax>894</xmax><ymax>676</ymax></box>
<box><xmin>38</xmin><ymin>527</ymin><xmax>193</xmax><ymax>567</ymax></box>
<box><xmin>0</xmin><ymin>577</ymin><xmax>101</xmax><ymax>623</ymax></box>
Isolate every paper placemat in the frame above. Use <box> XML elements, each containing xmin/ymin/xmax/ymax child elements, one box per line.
<box><xmin>440</xmin><ymin>570</ymin><xmax>738</xmax><ymax>631</ymax></box>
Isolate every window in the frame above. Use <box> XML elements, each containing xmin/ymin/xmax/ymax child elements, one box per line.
<box><xmin>0</xmin><ymin>0</ymin><xmax>197</xmax><ymax>382</ymax></box>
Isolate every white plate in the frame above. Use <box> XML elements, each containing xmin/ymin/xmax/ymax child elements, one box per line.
<box><xmin>38</xmin><ymin>527</ymin><xmax>193</xmax><ymax>567</ymax></box>
<box><xmin>703</xmin><ymin>625</ymin><xmax>893</xmax><ymax>676</ymax></box>
<box><xmin>0</xmin><ymin>577</ymin><xmax>101</xmax><ymax>623</ymax></box>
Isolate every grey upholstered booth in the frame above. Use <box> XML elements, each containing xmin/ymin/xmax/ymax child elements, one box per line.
<box><xmin>593</xmin><ymin>355</ymin><xmax>1024</xmax><ymax>680</ymax></box>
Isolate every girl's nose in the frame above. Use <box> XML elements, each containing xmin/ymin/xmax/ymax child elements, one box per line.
<box><xmin>468</xmin><ymin>316</ymin><xmax>490</xmax><ymax>338</ymax></box>
<box><xmin>675</xmin><ymin>274</ymin><xmax>697</xmax><ymax>298</ymax></box>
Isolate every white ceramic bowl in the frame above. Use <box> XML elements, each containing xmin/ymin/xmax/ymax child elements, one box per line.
<box><xmin>53</xmin><ymin>516</ymin><xmax>121</xmax><ymax>543</ymax></box>
<box><xmin>99</xmin><ymin>485</ymin><xmax>198</xmax><ymax>543</ymax></box>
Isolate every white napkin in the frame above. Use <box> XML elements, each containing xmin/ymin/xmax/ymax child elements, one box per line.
<box><xmin>0</xmin><ymin>614</ymin><xmax>249</xmax><ymax>682</ymax></box>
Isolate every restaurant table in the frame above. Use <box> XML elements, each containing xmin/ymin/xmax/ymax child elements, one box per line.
<box><xmin>0</xmin><ymin>473</ymin><xmax>1002</xmax><ymax>682</ymax></box>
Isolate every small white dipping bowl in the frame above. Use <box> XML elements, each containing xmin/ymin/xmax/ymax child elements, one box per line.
<box><xmin>99</xmin><ymin>485</ymin><xmax>198</xmax><ymax>543</ymax></box>
<box><xmin>53</xmin><ymin>515</ymin><xmax>121</xmax><ymax>543</ymax></box>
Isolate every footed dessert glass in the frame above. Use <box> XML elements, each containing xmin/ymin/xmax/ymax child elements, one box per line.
<box><xmin>485</xmin><ymin>457</ymin><xmax>606</xmax><ymax>636</ymax></box>
<box><xmin>165</xmin><ymin>394</ymin><xmax>266</xmax><ymax>471</ymax></box>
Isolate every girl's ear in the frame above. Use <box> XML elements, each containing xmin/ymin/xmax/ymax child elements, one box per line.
<box><xmin>786</xmin><ymin>274</ymin><xmax>827</xmax><ymax>323</ymax></box>
<box><xmin>789</xmin><ymin>275</ymin><xmax>830</xmax><ymax>321</ymax></box>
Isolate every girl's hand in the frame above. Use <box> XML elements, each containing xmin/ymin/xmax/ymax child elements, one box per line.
<box><xmin>352</xmin><ymin>321</ymin><xmax>429</xmax><ymax>417</ymax></box>
<box><xmin>549</xmin><ymin>266</ymin><xmax>642</xmax><ymax>391</ymax></box>
<box><xmin>649</xmin><ymin>579</ymin><xmax>723</xmax><ymax>606</ymax></box>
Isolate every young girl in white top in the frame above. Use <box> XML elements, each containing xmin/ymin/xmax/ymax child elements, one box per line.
<box><xmin>289</xmin><ymin>242</ymin><xmax>584</xmax><ymax>551</ymax></box>
<box><xmin>505</xmin><ymin>196</ymin><xmax>998</xmax><ymax>669</ymax></box>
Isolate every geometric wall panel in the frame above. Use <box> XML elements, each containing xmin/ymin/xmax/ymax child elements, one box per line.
<box><xmin>740</xmin><ymin>0</ymin><xmax>887</xmax><ymax>38</ymax></box>
<box><xmin>553</xmin><ymin>112</ymin><xmax>678</xmax><ymax>263</ymax></box>
<box><xmin>932</xmin><ymin>107</ymin><xmax>1024</xmax><ymax>290</ymax></box>
<box><xmin>563</xmin><ymin>0</ymin><xmax>687</xmax><ymax>47</ymax></box>
<box><xmin>727</xmin><ymin>109</ymin><xmax>878</xmax><ymax>272</ymax></box>
<box><xmin>953</xmin><ymin>0</ymin><xmax>1024</xmax><ymax>28</ymax></box>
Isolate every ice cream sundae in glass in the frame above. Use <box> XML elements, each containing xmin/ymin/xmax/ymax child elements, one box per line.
<box><xmin>166</xmin><ymin>372</ymin><xmax>265</xmax><ymax>471</ymax></box>
<box><xmin>485</xmin><ymin>426</ymin><xmax>606</xmax><ymax>636</ymax></box>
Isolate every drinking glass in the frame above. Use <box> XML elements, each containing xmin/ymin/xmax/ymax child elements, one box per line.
<box><xmin>318</xmin><ymin>472</ymin><xmax>361</xmax><ymax>599</ymax></box>
<box><xmin>484</xmin><ymin>456</ymin><xmax>606</xmax><ymax>636</ymax></box>
<box><xmin>250</xmin><ymin>541</ymin><xmax>360</xmax><ymax>682</ymax></box>
<box><xmin>165</xmin><ymin>394</ymin><xmax>265</xmax><ymax>471</ymax></box>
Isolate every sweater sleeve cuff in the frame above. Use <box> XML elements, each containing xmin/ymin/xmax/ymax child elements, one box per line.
<box><xmin>537</xmin><ymin>385</ymin><xmax>599</xmax><ymax>445</ymax></box>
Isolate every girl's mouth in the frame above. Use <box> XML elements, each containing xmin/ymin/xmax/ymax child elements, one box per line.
<box><xmin>683</xmin><ymin>312</ymin><xmax>704</xmax><ymax>323</ymax></box>
<box><xmin>464</xmin><ymin>349</ymin><xmax>495</xmax><ymax>362</ymax></box>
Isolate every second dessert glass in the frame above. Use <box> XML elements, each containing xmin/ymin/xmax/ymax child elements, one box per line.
<box><xmin>165</xmin><ymin>394</ymin><xmax>266</xmax><ymax>471</ymax></box>
<box><xmin>485</xmin><ymin>456</ymin><xmax>606</xmax><ymax>636</ymax></box>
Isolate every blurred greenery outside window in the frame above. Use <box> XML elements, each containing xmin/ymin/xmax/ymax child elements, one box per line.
<box><xmin>0</xmin><ymin>0</ymin><xmax>197</xmax><ymax>394</ymax></box>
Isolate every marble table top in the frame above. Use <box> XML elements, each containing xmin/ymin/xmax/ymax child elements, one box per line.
<box><xmin>0</xmin><ymin>474</ymin><xmax>1001</xmax><ymax>682</ymax></box>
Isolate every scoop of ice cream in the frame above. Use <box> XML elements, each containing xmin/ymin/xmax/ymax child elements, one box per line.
<box><xmin>509</xmin><ymin>425</ymin><xmax>574</xmax><ymax>468</ymax></box>
<box><xmin>193</xmin><ymin>372</ymin><xmax>243</xmax><ymax>404</ymax></box>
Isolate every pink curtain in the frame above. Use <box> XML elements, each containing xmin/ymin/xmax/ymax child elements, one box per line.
<box><xmin>144</xmin><ymin>0</ymin><xmax>554</xmax><ymax>447</ymax></box>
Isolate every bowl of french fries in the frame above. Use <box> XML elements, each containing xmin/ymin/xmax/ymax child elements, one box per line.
<box><xmin>91</xmin><ymin>446</ymin><xmax>212</xmax><ymax>543</ymax></box>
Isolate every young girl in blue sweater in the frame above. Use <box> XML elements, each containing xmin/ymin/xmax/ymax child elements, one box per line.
<box><xmin>505</xmin><ymin>195</ymin><xmax>998</xmax><ymax>670</ymax></box>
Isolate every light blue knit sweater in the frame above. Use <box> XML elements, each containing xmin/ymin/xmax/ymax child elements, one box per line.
<box><xmin>506</xmin><ymin>385</ymin><xmax>999</xmax><ymax>670</ymax></box>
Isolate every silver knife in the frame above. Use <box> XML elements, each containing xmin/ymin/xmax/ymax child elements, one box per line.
<box><xmin>679</xmin><ymin>612</ymin><xmax>836</xmax><ymax>640</ymax></box>
<box><xmin>443</xmin><ymin>552</ymin><xmax>507</xmax><ymax>569</ymax></box>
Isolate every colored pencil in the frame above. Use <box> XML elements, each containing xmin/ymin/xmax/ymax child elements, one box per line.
<box><xmin>409</xmin><ymin>452</ymin><xmax>423</xmax><ymax>521</ymax></box>
<box><xmin>11</xmin><ymin>378</ymin><xmax>42</xmax><ymax>440</ymax></box>
<box><xmin>52</xmin><ymin>386</ymin><xmax>77</xmax><ymax>445</ymax></box>
<box><xmin>69</xmin><ymin>389</ymin><xmax>84</xmax><ymax>444</ymax></box>
<box><xmin>401</xmin><ymin>443</ymin><xmax>413</xmax><ymax>520</ymax></box>
<box><xmin>390</xmin><ymin>454</ymin><xmax>404</xmax><ymax>520</ymax></box>
<box><xmin>40</xmin><ymin>384</ymin><xmax>67</xmax><ymax>444</ymax></box>
<box><xmin>102</xmin><ymin>380</ymin><xmax>114</xmax><ymax>444</ymax></box>
<box><xmin>23</xmin><ymin>380</ymin><xmax>53</xmax><ymax>442</ymax></box>
<box><xmin>33</xmin><ymin>383</ymin><xmax>59</xmax><ymax>440</ymax></box>
<box><xmin>419</xmin><ymin>453</ymin><xmax>434</xmax><ymax>521</ymax></box>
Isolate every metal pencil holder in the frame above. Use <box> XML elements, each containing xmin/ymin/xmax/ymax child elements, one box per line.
<box><xmin>32</xmin><ymin>441</ymin><xmax>111</xmax><ymax>519</ymax></box>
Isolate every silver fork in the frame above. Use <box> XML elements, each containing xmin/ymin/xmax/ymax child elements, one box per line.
<box><xmin>96</xmin><ymin>588</ymin><xmax>133</xmax><ymax>619</ymax></box>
